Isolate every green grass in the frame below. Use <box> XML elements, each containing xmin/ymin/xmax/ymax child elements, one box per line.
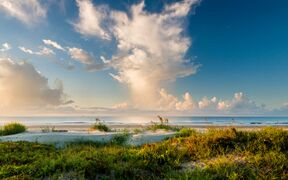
<box><xmin>0</xmin><ymin>127</ymin><xmax>287</xmax><ymax>179</ymax></box>
<box><xmin>0</xmin><ymin>123</ymin><xmax>26</xmax><ymax>136</ymax></box>
<box><xmin>176</xmin><ymin>128</ymin><xmax>196</xmax><ymax>137</ymax></box>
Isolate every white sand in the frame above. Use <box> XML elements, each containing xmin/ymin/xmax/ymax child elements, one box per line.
<box><xmin>0</xmin><ymin>130</ymin><xmax>176</xmax><ymax>147</ymax></box>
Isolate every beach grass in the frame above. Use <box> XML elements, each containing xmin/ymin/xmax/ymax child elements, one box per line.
<box><xmin>146</xmin><ymin>115</ymin><xmax>181</xmax><ymax>131</ymax></box>
<box><xmin>0</xmin><ymin>122</ymin><xmax>26</xmax><ymax>136</ymax></box>
<box><xmin>0</xmin><ymin>127</ymin><xmax>287</xmax><ymax>179</ymax></box>
<box><xmin>90</xmin><ymin>118</ymin><xmax>111</xmax><ymax>132</ymax></box>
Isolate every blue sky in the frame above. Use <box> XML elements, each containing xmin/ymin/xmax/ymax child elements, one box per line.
<box><xmin>0</xmin><ymin>0</ymin><xmax>287</xmax><ymax>115</ymax></box>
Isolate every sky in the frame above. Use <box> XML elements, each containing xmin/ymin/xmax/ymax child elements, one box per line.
<box><xmin>0</xmin><ymin>0</ymin><xmax>287</xmax><ymax>116</ymax></box>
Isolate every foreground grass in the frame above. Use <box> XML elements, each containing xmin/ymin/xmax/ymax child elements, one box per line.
<box><xmin>0</xmin><ymin>127</ymin><xmax>287</xmax><ymax>179</ymax></box>
<box><xmin>0</xmin><ymin>123</ymin><xmax>26</xmax><ymax>136</ymax></box>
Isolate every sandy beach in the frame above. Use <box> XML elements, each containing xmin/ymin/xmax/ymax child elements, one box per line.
<box><xmin>1</xmin><ymin>124</ymin><xmax>287</xmax><ymax>148</ymax></box>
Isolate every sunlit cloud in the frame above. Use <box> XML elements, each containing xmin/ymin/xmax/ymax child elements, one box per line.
<box><xmin>0</xmin><ymin>0</ymin><xmax>47</xmax><ymax>25</ymax></box>
<box><xmin>73</xmin><ymin>0</ymin><xmax>200</xmax><ymax>109</ymax></box>
<box><xmin>72</xmin><ymin>0</ymin><xmax>110</xmax><ymax>40</ymax></box>
<box><xmin>0</xmin><ymin>58</ymin><xmax>71</xmax><ymax>114</ymax></box>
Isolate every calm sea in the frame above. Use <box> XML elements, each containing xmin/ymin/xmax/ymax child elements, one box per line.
<box><xmin>0</xmin><ymin>116</ymin><xmax>288</xmax><ymax>127</ymax></box>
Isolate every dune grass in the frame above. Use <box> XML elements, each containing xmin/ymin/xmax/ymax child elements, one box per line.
<box><xmin>147</xmin><ymin>115</ymin><xmax>180</xmax><ymax>131</ymax></box>
<box><xmin>90</xmin><ymin>118</ymin><xmax>111</xmax><ymax>132</ymax></box>
<box><xmin>0</xmin><ymin>123</ymin><xmax>26</xmax><ymax>136</ymax></box>
<box><xmin>0</xmin><ymin>127</ymin><xmax>287</xmax><ymax>179</ymax></box>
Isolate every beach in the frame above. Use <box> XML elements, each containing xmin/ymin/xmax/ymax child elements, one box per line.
<box><xmin>1</xmin><ymin>122</ymin><xmax>287</xmax><ymax>148</ymax></box>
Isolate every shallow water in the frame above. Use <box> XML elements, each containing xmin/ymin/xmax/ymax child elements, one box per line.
<box><xmin>0</xmin><ymin>116</ymin><xmax>288</xmax><ymax>127</ymax></box>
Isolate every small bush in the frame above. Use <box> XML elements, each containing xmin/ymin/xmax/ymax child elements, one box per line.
<box><xmin>0</xmin><ymin>123</ymin><xmax>26</xmax><ymax>136</ymax></box>
<box><xmin>91</xmin><ymin>118</ymin><xmax>110</xmax><ymax>132</ymax></box>
<box><xmin>109</xmin><ymin>133</ymin><xmax>131</xmax><ymax>146</ymax></box>
<box><xmin>176</xmin><ymin>128</ymin><xmax>196</xmax><ymax>137</ymax></box>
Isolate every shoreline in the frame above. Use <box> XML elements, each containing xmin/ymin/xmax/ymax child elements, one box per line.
<box><xmin>26</xmin><ymin>124</ymin><xmax>288</xmax><ymax>132</ymax></box>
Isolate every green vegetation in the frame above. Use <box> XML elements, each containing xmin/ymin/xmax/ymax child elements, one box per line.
<box><xmin>90</xmin><ymin>118</ymin><xmax>111</xmax><ymax>132</ymax></box>
<box><xmin>0</xmin><ymin>123</ymin><xmax>26</xmax><ymax>136</ymax></box>
<box><xmin>176</xmin><ymin>127</ymin><xmax>196</xmax><ymax>137</ymax></box>
<box><xmin>147</xmin><ymin>115</ymin><xmax>180</xmax><ymax>131</ymax></box>
<box><xmin>0</xmin><ymin>127</ymin><xmax>287</xmax><ymax>179</ymax></box>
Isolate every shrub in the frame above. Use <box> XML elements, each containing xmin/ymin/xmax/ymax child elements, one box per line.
<box><xmin>0</xmin><ymin>123</ymin><xmax>26</xmax><ymax>136</ymax></box>
<box><xmin>109</xmin><ymin>133</ymin><xmax>131</xmax><ymax>146</ymax></box>
<box><xmin>91</xmin><ymin>118</ymin><xmax>110</xmax><ymax>132</ymax></box>
<box><xmin>176</xmin><ymin>128</ymin><xmax>196</xmax><ymax>137</ymax></box>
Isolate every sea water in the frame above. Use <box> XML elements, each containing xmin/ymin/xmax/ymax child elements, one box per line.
<box><xmin>0</xmin><ymin>116</ymin><xmax>288</xmax><ymax>127</ymax></box>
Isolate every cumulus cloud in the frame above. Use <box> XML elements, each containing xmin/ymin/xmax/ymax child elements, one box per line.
<box><xmin>43</xmin><ymin>39</ymin><xmax>65</xmax><ymax>51</ymax></box>
<box><xmin>72</xmin><ymin>0</ymin><xmax>200</xmax><ymax>108</ymax></box>
<box><xmin>0</xmin><ymin>42</ymin><xmax>11</xmax><ymax>52</ymax></box>
<box><xmin>0</xmin><ymin>0</ymin><xmax>47</xmax><ymax>25</ymax></box>
<box><xmin>114</xmin><ymin>90</ymin><xmax>268</xmax><ymax>115</ymax></box>
<box><xmin>218</xmin><ymin>92</ymin><xmax>263</xmax><ymax>114</ymax></box>
<box><xmin>199</xmin><ymin>96</ymin><xmax>217</xmax><ymax>109</ymax></box>
<box><xmin>135</xmin><ymin>89</ymin><xmax>196</xmax><ymax>111</ymax></box>
<box><xmin>72</xmin><ymin>0</ymin><xmax>110</xmax><ymax>40</ymax></box>
<box><xmin>19</xmin><ymin>46</ymin><xmax>54</xmax><ymax>56</ymax></box>
<box><xmin>0</xmin><ymin>58</ymin><xmax>71</xmax><ymax>113</ymax></box>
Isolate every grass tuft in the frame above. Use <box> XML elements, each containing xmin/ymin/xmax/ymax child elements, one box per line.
<box><xmin>147</xmin><ymin>116</ymin><xmax>180</xmax><ymax>131</ymax></box>
<box><xmin>0</xmin><ymin>123</ymin><xmax>26</xmax><ymax>136</ymax></box>
<box><xmin>90</xmin><ymin>118</ymin><xmax>110</xmax><ymax>132</ymax></box>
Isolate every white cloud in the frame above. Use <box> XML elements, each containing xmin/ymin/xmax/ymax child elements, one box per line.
<box><xmin>43</xmin><ymin>39</ymin><xmax>65</xmax><ymax>51</ymax></box>
<box><xmin>199</xmin><ymin>96</ymin><xmax>217</xmax><ymax>109</ymax></box>
<box><xmin>38</xmin><ymin>47</ymin><xmax>55</xmax><ymax>56</ymax></box>
<box><xmin>19</xmin><ymin>46</ymin><xmax>34</xmax><ymax>54</ymax></box>
<box><xmin>217</xmin><ymin>100</ymin><xmax>231</xmax><ymax>111</ymax></box>
<box><xmin>67</xmin><ymin>47</ymin><xmax>107</xmax><ymax>71</ymax></box>
<box><xmin>158</xmin><ymin>89</ymin><xmax>196</xmax><ymax>111</ymax></box>
<box><xmin>216</xmin><ymin>92</ymin><xmax>264</xmax><ymax>114</ymax></box>
<box><xmin>107</xmin><ymin>0</ymin><xmax>199</xmax><ymax>108</ymax></box>
<box><xmin>112</xmin><ymin>90</ymin><xmax>268</xmax><ymax>115</ymax></box>
<box><xmin>72</xmin><ymin>0</ymin><xmax>110</xmax><ymax>40</ymax></box>
<box><xmin>68</xmin><ymin>47</ymin><xmax>94</xmax><ymax>64</ymax></box>
<box><xmin>19</xmin><ymin>46</ymin><xmax>54</xmax><ymax>56</ymax></box>
<box><xmin>0</xmin><ymin>0</ymin><xmax>47</xmax><ymax>25</ymax></box>
<box><xmin>0</xmin><ymin>58</ymin><xmax>71</xmax><ymax>113</ymax></box>
<box><xmin>72</xmin><ymin>0</ymin><xmax>200</xmax><ymax>108</ymax></box>
<box><xmin>0</xmin><ymin>42</ymin><xmax>11</xmax><ymax>51</ymax></box>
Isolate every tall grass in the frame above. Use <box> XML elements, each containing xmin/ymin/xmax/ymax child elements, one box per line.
<box><xmin>0</xmin><ymin>122</ymin><xmax>26</xmax><ymax>136</ymax></box>
<box><xmin>147</xmin><ymin>115</ymin><xmax>180</xmax><ymax>131</ymax></box>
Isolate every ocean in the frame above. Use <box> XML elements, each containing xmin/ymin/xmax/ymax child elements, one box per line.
<box><xmin>0</xmin><ymin>116</ymin><xmax>288</xmax><ymax>127</ymax></box>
